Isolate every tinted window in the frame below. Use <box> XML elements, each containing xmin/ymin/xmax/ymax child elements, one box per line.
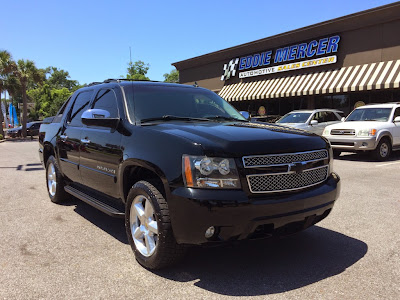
<box><xmin>92</xmin><ymin>89</ymin><xmax>119</xmax><ymax>118</ymax></box>
<box><xmin>124</xmin><ymin>85</ymin><xmax>245</xmax><ymax>122</ymax></box>
<box><xmin>67</xmin><ymin>91</ymin><xmax>92</xmax><ymax>127</ymax></box>
<box><xmin>393</xmin><ymin>107</ymin><xmax>400</xmax><ymax>120</ymax></box>
<box><xmin>324</xmin><ymin>112</ymin><xmax>339</xmax><ymax>122</ymax></box>
<box><xmin>53</xmin><ymin>97</ymin><xmax>71</xmax><ymax>123</ymax></box>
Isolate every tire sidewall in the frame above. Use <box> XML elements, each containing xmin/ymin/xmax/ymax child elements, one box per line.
<box><xmin>45</xmin><ymin>155</ymin><xmax>65</xmax><ymax>203</ymax></box>
<box><xmin>375</xmin><ymin>138</ymin><xmax>391</xmax><ymax>161</ymax></box>
<box><xmin>125</xmin><ymin>182</ymin><xmax>165</xmax><ymax>268</ymax></box>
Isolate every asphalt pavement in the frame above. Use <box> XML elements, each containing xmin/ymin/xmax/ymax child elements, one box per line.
<box><xmin>0</xmin><ymin>140</ymin><xmax>399</xmax><ymax>299</ymax></box>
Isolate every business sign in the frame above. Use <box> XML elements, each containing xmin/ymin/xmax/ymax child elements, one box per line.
<box><xmin>221</xmin><ymin>35</ymin><xmax>340</xmax><ymax>81</ymax></box>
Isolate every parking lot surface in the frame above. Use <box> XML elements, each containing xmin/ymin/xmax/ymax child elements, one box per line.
<box><xmin>0</xmin><ymin>140</ymin><xmax>399</xmax><ymax>299</ymax></box>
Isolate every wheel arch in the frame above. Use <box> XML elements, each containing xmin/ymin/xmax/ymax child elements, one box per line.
<box><xmin>377</xmin><ymin>131</ymin><xmax>393</xmax><ymax>146</ymax></box>
<box><xmin>120</xmin><ymin>159</ymin><xmax>170</xmax><ymax>204</ymax></box>
<box><xmin>43</xmin><ymin>142</ymin><xmax>56</xmax><ymax>166</ymax></box>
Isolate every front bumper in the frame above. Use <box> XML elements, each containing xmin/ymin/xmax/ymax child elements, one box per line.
<box><xmin>168</xmin><ymin>173</ymin><xmax>340</xmax><ymax>245</ymax></box>
<box><xmin>326</xmin><ymin>136</ymin><xmax>377</xmax><ymax>151</ymax></box>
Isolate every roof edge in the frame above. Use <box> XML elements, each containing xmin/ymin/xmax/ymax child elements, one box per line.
<box><xmin>172</xmin><ymin>2</ymin><xmax>400</xmax><ymax>69</ymax></box>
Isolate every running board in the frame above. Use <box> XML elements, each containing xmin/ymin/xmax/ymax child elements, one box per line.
<box><xmin>64</xmin><ymin>186</ymin><xmax>125</xmax><ymax>218</ymax></box>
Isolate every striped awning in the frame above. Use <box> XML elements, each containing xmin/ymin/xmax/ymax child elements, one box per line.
<box><xmin>219</xmin><ymin>60</ymin><xmax>400</xmax><ymax>101</ymax></box>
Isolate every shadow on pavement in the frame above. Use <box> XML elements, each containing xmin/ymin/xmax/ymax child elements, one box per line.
<box><xmin>154</xmin><ymin>226</ymin><xmax>367</xmax><ymax>296</ymax></box>
<box><xmin>2</xmin><ymin>137</ymin><xmax>38</xmax><ymax>142</ymax></box>
<box><xmin>65</xmin><ymin>196</ymin><xmax>367</xmax><ymax>296</ymax></box>
<box><xmin>71</xmin><ymin>198</ymin><xmax>128</xmax><ymax>244</ymax></box>
<box><xmin>335</xmin><ymin>150</ymin><xmax>400</xmax><ymax>162</ymax></box>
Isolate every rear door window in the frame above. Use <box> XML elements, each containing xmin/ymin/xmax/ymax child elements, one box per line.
<box><xmin>67</xmin><ymin>91</ymin><xmax>93</xmax><ymax>127</ymax></box>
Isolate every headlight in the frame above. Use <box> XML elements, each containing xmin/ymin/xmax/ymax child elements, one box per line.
<box><xmin>182</xmin><ymin>155</ymin><xmax>241</xmax><ymax>189</ymax></box>
<box><xmin>357</xmin><ymin>129</ymin><xmax>377</xmax><ymax>136</ymax></box>
<box><xmin>322</xmin><ymin>128</ymin><xmax>330</xmax><ymax>136</ymax></box>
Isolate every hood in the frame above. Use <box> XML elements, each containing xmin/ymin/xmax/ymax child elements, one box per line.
<box><xmin>146</xmin><ymin>121</ymin><xmax>328</xmax><ymax>156</ymax></box>
<box><xmin>326</xmin><ymin>121</ymin><xmax>389</xmax><ymax>130</ymax></box>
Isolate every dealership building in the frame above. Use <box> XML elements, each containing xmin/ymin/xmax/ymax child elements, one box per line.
<box><xmin>172</xmin><ymin>3</ymin><xmax>400</xmax><ymax>117</ymax></box>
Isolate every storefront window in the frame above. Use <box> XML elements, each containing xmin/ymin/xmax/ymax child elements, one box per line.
<box><xmin>370</xmin><ymin>91</ymin><xmax>393</xmax><ymax>104</ymax></box>
<box><xmin>315</xmin><ymin>95</ymin><xmax>333</xmax><ymax>109</ymax></box>
<box><xmin>332</xmin><ymin>94</ymin><xmax>350</xmax><ymax>114</ymax></box>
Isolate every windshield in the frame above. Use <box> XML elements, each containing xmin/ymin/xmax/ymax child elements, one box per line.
<box><xmin>346</xmin><ymin>108</ymin><xmax>392</xmax><ymax>122</ymax></box>
<box><xmin>124</xmin><ymin>85</ymin><xmax>246</xmax><ymax>123</ymax></box>
<box><xmin>276</xmin><ymin>112</ymin><xmax>311</xmax><ymax>124</ymax></box>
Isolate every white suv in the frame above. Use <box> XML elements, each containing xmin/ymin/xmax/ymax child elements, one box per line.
<box><xmin>323</xmin><ymin>103</ymin><xmax>400</xmax><ymax>160</ymax></box>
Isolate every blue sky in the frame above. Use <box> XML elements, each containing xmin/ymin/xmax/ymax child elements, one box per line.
<box><xmin>2</xmin><ymin>0</ymin><xmax>397</xmax><ymax>84</ymax></box>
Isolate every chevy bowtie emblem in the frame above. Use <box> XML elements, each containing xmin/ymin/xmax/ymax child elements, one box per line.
<box><xmin>288</xmin><ymin>162</ymin><xmax>308</xmax><ymax>174</ymax></box>
<box><xmin>340</xmin><ymin>130</ymin><xmax>345</xmax><ymax>134</ymax></box>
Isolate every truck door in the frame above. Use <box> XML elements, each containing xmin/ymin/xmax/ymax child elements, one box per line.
<box><xmin>57</xmin><ymin>90</ymin><xmax>92</xmax><ymax>183</ymax></box>
<box><xmin>79</xmin><ymin>88</ymin><xmax>123</xmax><ymax>198</ymax></box>
<box><xmin>391</xmin><ymin>107</ymin><xmax>400</xmax><ymax>146</ymax></box>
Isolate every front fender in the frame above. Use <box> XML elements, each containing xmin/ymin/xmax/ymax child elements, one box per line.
<box><xmin>119</xmin><ymin>158</ymin><xmax>171</xmax><ymax>203</ymax></box>
<box><xmin>376</xmin><ymin>130</ymin><xmax>393</xmax><ymax>145</ymax></box>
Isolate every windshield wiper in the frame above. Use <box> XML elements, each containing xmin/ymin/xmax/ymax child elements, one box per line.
<box><xmin>207</xmin><ymin>115</ymin><xmax>248</xmax><ymax>122</ymax></box>
<box><xmin>140</xmin><ymin>115</ymin><xmax>211</xmax><ymax>123</ymax></box>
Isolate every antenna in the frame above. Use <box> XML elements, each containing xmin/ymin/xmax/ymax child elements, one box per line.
<box><xmin>129</xmin><ymin>47</ymin><xmax>132</xmax><ymax>64</ymax></box>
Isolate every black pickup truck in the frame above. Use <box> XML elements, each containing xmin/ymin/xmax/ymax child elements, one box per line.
<box><xmin>39</xmin><ymin>79</ymin><xmax>340</xmax><ymax>269</ymax></box>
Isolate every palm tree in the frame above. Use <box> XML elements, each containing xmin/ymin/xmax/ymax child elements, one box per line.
<box><xmin>13</xmin><ymin>59</ymin><xmax>42</xmax><ymax>137</ymax></box>
<box><xmin>0</xmin><ymin>50</ymin><xmax>15</xmax><ymax>137</ymax></box>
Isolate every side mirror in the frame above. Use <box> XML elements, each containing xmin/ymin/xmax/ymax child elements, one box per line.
<box><xmin>341</xmin><ymin>117</ymin><xmax>345</xmax><ymax>122</ymax></box>
<box><xmin>310</xmin><ymin>120</ymin><xmax>318</xmax><ymax>126</ymax></box>
<box><xmin>240</xmin><ymin>111</ymin><xmax>250</xmax><ymax>120</ymax></box>
<box><xmin>81</xmin><ymin>109</ymin><xmax>119</xmax><ymax>128</ymax></box>
<box><xmin>394</xmin><ymin>116</ymin><xmax>400</xmax><ymax>123</ymax></box>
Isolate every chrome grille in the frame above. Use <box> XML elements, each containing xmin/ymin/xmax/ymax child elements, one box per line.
<box><xmin>243</xmin><ymin>150</ymin><xmax>328</xmax><ymax>167</ymax></box>
<box><xmin>330</xmin><ymin>129</ymin><xmax>355</xmax><ymax>135</ymax></box>
<box><xmin>247</xmin><ymin>166</ymin><xmax>329</xmax><ymax>193</ymax></box>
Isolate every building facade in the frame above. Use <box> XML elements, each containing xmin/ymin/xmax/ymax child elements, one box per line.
<box><xmin>172</xmin><ymin>3</ymin><xmax>400</xmax><ymax>117</ymax></box>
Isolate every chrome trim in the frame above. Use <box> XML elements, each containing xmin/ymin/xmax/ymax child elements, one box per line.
<box><xmin>242</xmin><ymin>149</ymin><xmax>328</xmax><ymax>168</ymax></box>
<box><xmin>246</xmin><ymin>165</ymin><xmax>329</xmax><ymax>194</ymax></box>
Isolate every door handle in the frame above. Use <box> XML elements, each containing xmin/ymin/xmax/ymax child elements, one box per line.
<box><xmin>81</xmin><ymin>138</ymin><xmax>91</xmax><ymax>144</ymax></box>
<box><xmin>60</xmin><ymin>135</ymin><xmax>68</xmax><ymax>141</ymax></box>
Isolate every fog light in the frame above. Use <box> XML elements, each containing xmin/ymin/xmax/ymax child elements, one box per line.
<box><xmin>205</xmin><ymin>226</ymin><xmax>215</xmax><ymax>238</ymax></box>
<box><xmin>362</xmin><ymin>142</ymin><xmax>368</xmax><ymax>147</ymax></box>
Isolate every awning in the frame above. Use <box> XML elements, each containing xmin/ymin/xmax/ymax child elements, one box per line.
<box><xmin>219</xmin><ymin>60</ymin><xmax>400</xmax><ymax>101</ymax></box>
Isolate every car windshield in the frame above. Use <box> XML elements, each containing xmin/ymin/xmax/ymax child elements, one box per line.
<box><xmin>346</xmin><ymin>108</ymin><xmax>392</xmax><ymax>122</ymax></box>
<box><xmin>124</xmin><ymin>85</ymin><xmax>246</xmax><ymax>123</ymax></box>
<box><xmin>276</xmin><ymin>112</ymin><xmax>311</xmax><ymax>124</ymax></box>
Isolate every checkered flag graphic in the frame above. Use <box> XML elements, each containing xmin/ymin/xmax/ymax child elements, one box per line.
<box><xmin>221</xmin><ymin>58</ymin><xmax>239</xmax><ymax>81</ymax></box>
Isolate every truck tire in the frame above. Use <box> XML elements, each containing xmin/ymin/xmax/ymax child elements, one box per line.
<box><xmin>373</xmin><ymin>138</ymin><xmax>391</xmax><ymax>161</ymax></box>
<box><xmin>46</xmin><ymin>155</ymin><xmax>68</xmax><ymax>203</ymax></box>
<box><xmin>333</xmin><ymin>150</ymin><xmax>342</xmax><ymax>158</ymax></box>
<box><xmin>125</xmin><ymin>180</ymin><xmax>186</xmax><ymax>269</ymax></box>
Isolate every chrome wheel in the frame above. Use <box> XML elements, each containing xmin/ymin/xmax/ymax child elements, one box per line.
<box><xmin>130</xmin><ymin>195</ymin><xmax>158</xmax><ymax>257</ymax></box>
<box><xmin>47</xmin><ymin>163</ymin><xmax>57</xmax><ymax>197</ymax></box>
<box><xmin>380</xmin><ymin>143</ymin><xmax>389</xmax><ymax>158</ymax></box>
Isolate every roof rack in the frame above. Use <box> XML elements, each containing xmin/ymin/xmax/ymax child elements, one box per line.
<box><xmin>87</xmin><ymin>78</ymin><xmax>166</xmax><ymax>86</ymax></box>
<box><xmin>103</xmin><ymin>78</ymin><xmax>161</xmax><ymax>83</ymax></box>
<box><xmin>87</xmin><ymin>82</ymin><xmax>103</xmax><ymax>86</ymax></box>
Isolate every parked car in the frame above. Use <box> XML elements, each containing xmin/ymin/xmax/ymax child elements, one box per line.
<box><xmin>323</xmin><ymin>103</ymin><xmax>400</xmax><ymax>160</ymax></box>
<box><xmin>39</xmin><ymin>79</ymin><xmax>340</xmax><ymax>269</ymax></box>
<box><xmin>276</xmin><ymin>109</ymin><xmax>344</xmax><ymax>135</ymax></box>
<box><xmin>7</xmin><ymin>121</ymin><xmax>42</xmax><ymax>138</ymax></box>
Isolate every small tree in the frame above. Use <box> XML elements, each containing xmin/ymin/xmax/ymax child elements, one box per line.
<box><xmin>0</xmin><ymin>50</ymin><xmax>16</xmax><ymax>136</ymax></box>
<box><xmin>126</xmin><ymin>60</ymin><xmax>150</xmax><ymax>81</ymax></box>
<box><xmin>163</xmin><ymin>69</ymin><xmax>179</xmax><ymax>83</ymax></box>
<box><xmin>14</xmin><ymin>59</ymin><xmax>42</xmax><ymax>137</ymax></box>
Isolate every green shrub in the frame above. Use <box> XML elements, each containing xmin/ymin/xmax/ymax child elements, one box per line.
<box><xmin>0</xmin><ymin>134</ymin><xmax>3</xmax><ymax>140</ymax></box>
